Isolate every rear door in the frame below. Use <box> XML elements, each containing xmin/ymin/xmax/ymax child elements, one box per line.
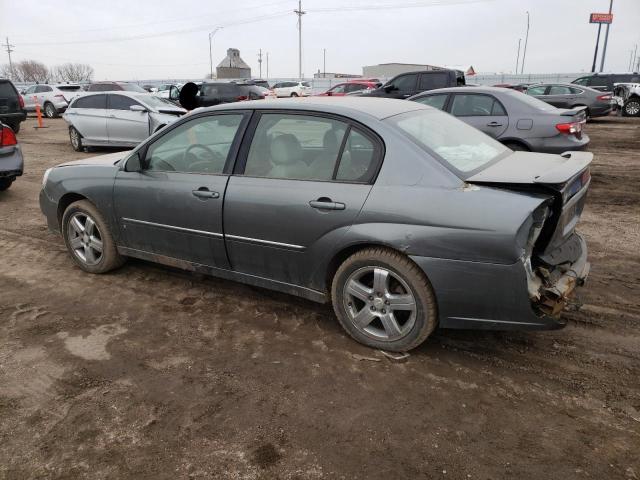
<box><xmin>417</xmin><ymin>71</ymin><xmax>453</xmax><ymax>94</ymax></box>
<box><xmin>383</xmin><ymin>74</ymin><xmax>418</xmax><ymax>99</ymax></box>
<box><xmin>113</xmin><ymin>111</ymin><xmax>250</xmax><ymax>267</ymax></box>
<box><xmin>545</xmin><ymin>85</ymin><xmax>575</xmax><ymax>108</ymax></box>
<box><xmin>448</xmin><ymin>93</ymin><xmax>508</xmax><ymax>138</ymax></box>
<box><xmin>106</xmin><ymin>94</ymin><xmax>150</xmax><ymax>145</ymax></box>
<box><xmin>223</xmin><ymin>111</ymin><xmax>383</xmax><ymax>287</ymax></box>
<box><xmin>22</xmin><ymin>85</ymin><xmax>37</xmax><ymax>110</ymax></box>
<box><xmin>67</xmin><ymin>94</ymin><xmax>108</xmax><ymax>143</ymax></box>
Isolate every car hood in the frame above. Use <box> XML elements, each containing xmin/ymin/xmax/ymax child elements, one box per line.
<box><xmin>57</xmin><ymin>151</ymin><xmax>130</xmax><ymax>168</ymax></box>
<box><xmin>467</xmin><ymin>151</ymin><xmax>592</xmax><ymax>185</ymax></box>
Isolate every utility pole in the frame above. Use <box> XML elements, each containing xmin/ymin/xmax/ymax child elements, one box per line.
<box><xmin>591</xmin><ymin>23</ymin><xmax>602</xmax><ymax>72</ymax></box>
<box><xmin>520</xmin><ymin>11</ymin><xmax>529</xmax><ymax>74</ymax></box>
<box><xmin>631</xmin><ymin>44</ymin><xmax>637</xmax><ymax>72</ymax></box>
<box><xmin>258</xmin><ymin>49</ymin><xmax>263</xmax><ymax>78</ymax></box>
<box><xmin>323</xmin><ymin>48</ymin><xmax>326</xmax><ymax>78</ymax></box>
<box><xmin>629</xmin><ymin>49</ymin><xmax>634</xmax><ymax>72</ymax></box>
<box><xmin>294</xmin><ymin>0</ymin><xmax>306</xmax><ymax>80</ymax></box>
<box><xmin>599</xmin><ymin>0</ymin><xmax>614</xmax><ymax>72</ymax></box>
<box><xmin>515</xmin><ymin>38</ymin><xmax>521</xmax><ymax>74</ymax></box>
<box><xmin>266</xmin><ymin>52</ymin><xmax>269</xmax><ymax>79</ymax></box>
<box><xmin>208</xmin><ymin>27</ymin><xmax>223</xmax><ymax>79</ymax></box>
<box><xmin>2</xmin><ymin>37</ymin><xmax>14</xmax><ymax>80</ymax></box>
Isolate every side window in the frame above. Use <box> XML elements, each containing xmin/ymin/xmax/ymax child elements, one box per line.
<box><xmin>244</xmin><ymin>114</ymin><xmax>349</xmax><ymax>181</ymax></box>
<box><xmin>413</xmin><ymin>94</ymin><xmax>448</xmax><ymax>110</ymax></box>
<box><xmin>588</xmin><ymin>76</ymin><xmax>609</xmax><ymax>88</ymax></box>
<box><xmin>573</xmin><ymin>77</ymin><xmax>589</xmax><ymax>86</ymax></box>
<box><xmin>25</xmin><ymin>86</ymin><xmax>37</xmax><ymax>95</ymax></box>
<box><xmin>491</xmin><ymin>98</ymin><xmax>507</xmax><ymax>116</ymax></box>
<box><xmin>390</xmin><ymin>74</ymin><xmax>417</xmax><ymax>92</ymax></box>
<box><xmin>42</xmin><ymin>86</ymin><xmax>53</xmax><ymax>92</ymax></box>
<box><xmin>109</xmin><ymin>94</ymin><xmax>141</xmax><ymax>110</ymax></box>
<box><xmin>146</xmin><ymin>114</ymin><xmax>244</xmax><ymax>174</ymax></box>
<box><xmin>526</xmin><ymin>86</ymin><xmax>547</xmax><ymax>95</ymax></box>
<box><xmin>336</xmin><ymin>129</ymin><xmax>377</xmax><ymax>182</ymax></box>
<box><xmin>569</xmin><ymin>87</ymin><xmax>583</xmax><ymax>94</ymax></box>
<box><xmin>450</xmin><ymin>94</ymin><xmax>496</xmax><ymax>116</ymax></box>
<box><xmin>548</xmin><ymin>85</ymin><xmax>572</xmax><ymax>95</ymax></box>
<box><xmin>329</xmin><ymin>84</ymin><xmax>346</xmax><ymax>94</ymax></box>
<box><xmin>418</xmin><ymin>72</ymin><xmax>450</xmax><ymax>91</ymax></box>
<box><xmin>73</xmin><ymin>94</ymin><xmax>107</xmax><ymax>109</ymax></box>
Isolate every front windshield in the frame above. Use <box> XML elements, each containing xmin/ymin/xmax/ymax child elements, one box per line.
<box><xmin>387</xmin><ymin>108</ymin><xmax>509</xmax><ymax>175</ymax></box>
<box><xmin>133</xmin><ymin>94</ymin><xmax>183</xmax><ymax>110</ymax></box>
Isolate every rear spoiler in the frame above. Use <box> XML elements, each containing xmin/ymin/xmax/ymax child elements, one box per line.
<box><xmin>534</xmin><ymin>151</ymin><xmax>593</xmax><ymax>184</ymax></box>
<box><xmin>559</xmin><ymin>107</ymin><xmax>587</xmax><ymax>122</ymax></box>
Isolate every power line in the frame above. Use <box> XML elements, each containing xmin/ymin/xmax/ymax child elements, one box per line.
<box><xmin>308</xmin><ymin>0</ymin><xmax>494</xmax><ymax>13</ymax></box>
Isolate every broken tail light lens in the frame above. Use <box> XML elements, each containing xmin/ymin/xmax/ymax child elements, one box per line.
<box><xmin>597</xmin><ymin>94</ymin><xmax>612</xmax><ymax>101</ymax></box>
<box><xmin>0</xmin><ymin>125</ymin><xmax>17</xmax><ymax>146</ymax></box>
<box><xmin>556</xmin><ymin>122</ymin><xmax>582</xmax><ymax>135</ymax></box>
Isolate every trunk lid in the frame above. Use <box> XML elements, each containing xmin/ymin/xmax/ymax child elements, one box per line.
<box><xmin>467</xmin><ymin>151</ymin><xmax>592</xmax><ymax>263</ymax></box>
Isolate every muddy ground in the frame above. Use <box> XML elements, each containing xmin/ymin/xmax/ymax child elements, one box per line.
<box><xmin>1</xmin><ymin>115</ymin><xmax>639</xmax><ymax>479</ymax></box>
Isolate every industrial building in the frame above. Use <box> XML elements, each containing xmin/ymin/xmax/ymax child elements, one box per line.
<box><xmin>216</xmin><ymin>48</ymin><xmax>251</xmax><ymax>79</ymax></box>
<box><xmin>362</xmin><ymin>62</ymin><xmax>441</xmax><ymax>79</ymax></box>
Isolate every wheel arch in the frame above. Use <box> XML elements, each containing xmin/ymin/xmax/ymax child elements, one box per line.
<box><xmin>57</xmin><ymin>192</ymin><xmax>89</xmax><ymax>228</ymax></box>
<box><xmin>500</xmin><ymin>138</ymin><xmax>531</xmax><ymax>151</ymax></box>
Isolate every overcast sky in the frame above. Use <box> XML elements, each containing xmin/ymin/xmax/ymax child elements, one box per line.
<box><xmin>1</xmin><ymin>0</ymin><xmax>639</xmax><ymax>80</ymax></box>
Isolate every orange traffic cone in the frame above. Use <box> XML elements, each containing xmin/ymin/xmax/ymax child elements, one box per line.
<box><xmin>33</xmin><ymin>95</ymin><xmax>48</xmax><ymax>129</ymax></box>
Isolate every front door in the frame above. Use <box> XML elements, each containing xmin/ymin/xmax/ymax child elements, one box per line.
<box><xmin>448</xmin><ymin>93</ymin><xmax>508</xmax><ymax>138</ymax></box>
<box><xmin>545</xmin><ymin>85</ymin><xmax>575</xmax><ymax>108</ymax></box>
<box><xmin>68</xmin><ymin>94</ymin><xmax>108</xmax><ymax>144</ymax></box>
<box><xmin>106</xmin><ymin>94</ymin><xmax>150</xmax><ymax>146</ymax></box>
<box><xmin>113</xmin><ymin>112</ymin><xmax>249</xmax><ymax>268</ymax></box>
<box><xmin>224</xmin><ymin>112</ymin><xmax>382</xmax><ymax>287</ymax></box>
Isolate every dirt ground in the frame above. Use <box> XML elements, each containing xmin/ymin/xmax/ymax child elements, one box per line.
<box><xmin>1</xmin><ymin>114</ymin><xmax>639</xmax><ymax>480</ymax></box>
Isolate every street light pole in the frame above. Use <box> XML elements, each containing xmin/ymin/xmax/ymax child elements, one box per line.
<box><xmin>208</xmin><ymin>27</ymin><xmax>223</xmax><ymax>79</ymax></box>
<box><xmin>599</xmin><ymin>0</ymin><xmax>614</xmax><ymax>72</ymax></box>
<box><xmin>294</xmin><ymin>0</ymin><xmax>306</xmax><ymax>80</ymax></box>
<box><xmin>515</xmin><ymin>38</ymin><xmax>521</xmax><ymax>74</ymax></box>
<box><xmin>520</xmin><ymin>11</ymin><xmax>529</xmax><ymax>75</ymax></box>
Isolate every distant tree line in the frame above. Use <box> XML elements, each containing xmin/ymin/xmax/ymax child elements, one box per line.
<box><xmin>0</xmin><ymin>60</ymin><xmax>94</xmax><ymax>83</ymax></box>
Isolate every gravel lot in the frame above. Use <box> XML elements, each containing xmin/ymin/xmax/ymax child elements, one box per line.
<box><xmin>1</xmin><ymin>115</ymin><xmax>639</xmax><ymax>480</ymax></box>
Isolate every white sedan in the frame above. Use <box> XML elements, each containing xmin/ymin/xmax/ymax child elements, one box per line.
<box><xmin>271</xmin><ymin>81</ymin><xmax>312</xmax><ymax>98</ymax></box>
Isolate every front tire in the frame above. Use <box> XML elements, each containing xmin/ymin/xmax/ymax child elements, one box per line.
<box><xmin>44</xmin><ymin>102</ymin><xmax>58</xmax><ymax>118</ymax></box>
<box><xmin>0</xmin><ymin>178</ymin><xmax>14</xmax><ymax>191</ymax></box>
<box><xmin>290</xmin><ymin>92</ymin><xmax>299</xmax><ymax>97</ymax></box>
<box><xmin>62</xmin><ymin>200</ymin><xmax>125</xmax><ymax>274</ymax></box>
<box><xmin>331</xmin><ymin>247</ymin><xmax>438</xmax><ymax>352</ymax></box>
<box><xmin>69</xmin><ymin>126</ymin><xmax>83</xmax><ymax>152</ymax></box>
<box><xmin>623</xmin><ymin>98</ymin><xmax>640</xmax><ymax>117</ymax></box>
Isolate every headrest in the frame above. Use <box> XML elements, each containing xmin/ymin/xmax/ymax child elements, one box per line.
<box><xmin>270</xmin><ymin>134</ymin><xmax>302</xmax><ymax>165</ymax></box>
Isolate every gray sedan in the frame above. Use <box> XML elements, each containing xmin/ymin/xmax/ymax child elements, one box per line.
<box><xmin>525</xmin><ymin>83</ymin><xmax>613</xmax><ymax>119</ymax></box>
<box><xmin>63</xmin><ymin>92</ymin><xmax>186</xmax><ymax>151</ymax></box>
<box><xmin>409</xmin><ymin>86</ymin><xmax>589</xmax><ymax>153</ymax></box>
<box><xmin>40</xmin><ymin>98</ymin><xmax>591</xmax><ymax>351</ymax></box>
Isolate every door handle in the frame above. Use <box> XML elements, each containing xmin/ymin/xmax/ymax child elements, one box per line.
<box><xmin>309</xmin><ymin>198</ymin><xmax>345</xmax><ymax>210</ymax></box>
<box><xmin>109</xmin><ymin>114</ymin><xmax>116</xmax><ymax>118</ymax></box>
<box><xmin>192</xmin><ymin>189</ymin><xmax>219</xmax><ymax>199</ymax></box>
<box><xmin>487</xmin><ymin>122</ymin><xmax>503</xmax><ymax>127</ymax></box>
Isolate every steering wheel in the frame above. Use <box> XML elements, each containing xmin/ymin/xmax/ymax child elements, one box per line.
<box><xmin>182</xmin><ymin>144</ymin><xmax>225</xmax><ymax>173</ymax></box>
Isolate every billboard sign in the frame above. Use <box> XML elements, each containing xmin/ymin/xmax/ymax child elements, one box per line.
<box><xmin>590</xmin><ymin>13</ymin><xmax>613</xmax><ymax>24</ymax></box>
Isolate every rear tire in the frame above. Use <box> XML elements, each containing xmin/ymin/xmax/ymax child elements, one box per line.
<box><xmin>69</xmin><ymin>126</ymin><xmax>83</xmax><ymax>152</ymax></box>
<box><xmin>62</xmin><ymin>200</ymin><xmax>125</xmax><ymax>274</ymax></box>
<box><xmin>331</xmin><ymin>247</ymin><xmax>438</xmax><ymax>352</ymax></box>
<box><xmin>290</xmin><ymin>92</ymin><xmax>299</xmax><ymax>97</ymax></box>
<box><xmin>622</xmin><ymin>98</ymin><xmax>640</xmax><ymax>117</ymax></box>
<box><xmin>0</xmin><ymin>178</ymin><xmax>14</xmax><ymax>191</ymax></box>
<box><xmin>44</xmin><ymin>102</ymin><xmax>58</xmax><ymax>118</ymax></box>
<box><xmin>503</xmin><ymin>141</ymin><xmax>529</xmax><ymax>152</ymax></box>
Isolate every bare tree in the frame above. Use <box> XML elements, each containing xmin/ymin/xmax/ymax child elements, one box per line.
<box><xmin>12</xmin><ymin>60</ymin><xmax>50</xmax><ymax>83</ymax></box>
<box><xmin>0</xmin><ymin>64</ymin><xmax>15</xmax><ymax>80</ymax></box>
<box><xmin>52</xmin><ymin>63</ymin><xmax>94</xmax><ymax>83</ymax></box>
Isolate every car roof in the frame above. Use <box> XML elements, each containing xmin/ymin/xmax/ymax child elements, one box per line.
<box><xmin>413</xmin><ymin>86</ymin><xmax>509</xmax><ymax>95</ymax></box>
<box><xmin>198</xmin><ymin>97</ymin><xmax>428</xmax><ymax>120</ymax></box>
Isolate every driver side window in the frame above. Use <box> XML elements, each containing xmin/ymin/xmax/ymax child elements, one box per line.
<box><xmin>146</xmin><ymin>114</ymin><xmax>244</xmax><ymax>174</ymax></box>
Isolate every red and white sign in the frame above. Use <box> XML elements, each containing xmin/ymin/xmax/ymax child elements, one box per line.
<box><xmin>589</xmin><ymin>13</ymin><xmax>613</xmax><ymax>24</ymax></box>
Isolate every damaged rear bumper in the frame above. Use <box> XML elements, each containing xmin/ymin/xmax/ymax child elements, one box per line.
<box><xmin>409</xmin><ymin>234</ymin><xmax>589</xmax><ymax>331</ymax></box>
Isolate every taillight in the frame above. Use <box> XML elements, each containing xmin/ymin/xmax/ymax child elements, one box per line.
<box><xmin>556</xmin><ymin>122</ymin><xmax>582</xmax><ymax>135</ymax></box>
<box><xmin>54</xmin><ymin>94</ymin><xmax>67</xmax><ymax>102</ymax></box>
<box><xmin>581</xmin><ymin>168</ymin><xmax>591</xmax><ymax>185</ymax></box>
<box><xmin>18</xmin><ymin>95</ymin><xmax>25</xmax><ymax>109</ymax></box>
<box><xmin>236</xmin><ymin>95</ymin><xmax>248</xmax><ymax>101</ymax></box>
<box><xmin>597</xmin><ymin>94</ymin><xmax>611</xmax><ymax>101</ymax></box>
<box><xmin>1</xmin><ymin>126</ymin><xmax>17</xmax><ymax>146</ymax></box>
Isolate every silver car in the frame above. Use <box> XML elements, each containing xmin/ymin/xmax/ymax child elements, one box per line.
<box><xmin>409</xmin><ymin>86</ymin><xmax>589</xmax><ymax>153</ymax></box>
<box><xmin>63</xmin><ymin>92</ymin><xmax>186</xmax><ymax>151</ymax></box>
<box><xmin>22</xmin><ymin>84</ymin><xmax>83</xmax><ymax>118</ymax></box>
<box><xmin>40</xmin><ymin>98</ymin><xmax>590</xmax><ymax>352</ymax></box>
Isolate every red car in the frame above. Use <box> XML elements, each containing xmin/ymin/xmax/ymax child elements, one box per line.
<box><xmin>317</xmin><ymin>81</ymin><xmax>380</xmax><ymax>96</ymax></box>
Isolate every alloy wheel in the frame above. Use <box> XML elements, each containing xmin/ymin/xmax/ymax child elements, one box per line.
<box><xmin>343</xmin><ymin>266</ymin><xmax>417</xmax><ymax>342</ymax></box>
<box><xmin>67</xmin><ymin>212</ymin><xmax>103</xmax><ymax>265</ymax></box>
<box><xmin>45</xmin><ymin>104</ymin><xmax>56</xmax><ymax>118</ymax></box>
<box><xmin>70</xmin><ymin>129</ymin><xmax>79</xmax><ymax>149</ymax></box>
<box><xmin>625</xmin><ymin>101</ymin><xmax>640</xmax><ymax>116</ymax></box>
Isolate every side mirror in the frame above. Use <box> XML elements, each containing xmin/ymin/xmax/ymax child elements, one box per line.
<box><xmin>327</xmin><ymin>91</ymin><xmax>333</xmax><ymax>96</ymax></box>
<box><xmin>169</xmin><ymin>85</ymin><xmax>180</xmax><ymax>101</ymax></box>
<box><xmin>130</xmin><ymin>105</ymin><xmax>147</xmax><ymax>112</ymax></box>
<box><xmin>384</xmin><ymin>84</ymin><xmax>395</xmax><ymax>93</ymax></box>
<box><xmin>124</xmin><ymin>152</ymin><xmax>143</xmax><ymax>172</ymax></box>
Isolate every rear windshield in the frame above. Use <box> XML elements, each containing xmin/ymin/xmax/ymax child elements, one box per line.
<box><xmin>505</xmin><ymin>89</ymin><xmax>557</xmax><ymax>111</ymax></box>
<box><xmin>387</xmin><ymin>108</ymin><xmax>509</xmax><ymax>176</ymax></box>
<box><xmin>0</xmin><ymin>81</ymin><xmax>17</xmax><ymax>98</ymax></box>
<box><xmin>201</xmin><ymin>83</ymin><xmax>238</xmax><ymax>96</ymax></box>
<box><xmin>56</xmin><ymin>85</ymin><xmax>82</xmax><ymax>91</ymax></box>
<box><xmin>120</xmin><ymin>83</ymin><xmax>147</xmax><ymax>93</ymax></box>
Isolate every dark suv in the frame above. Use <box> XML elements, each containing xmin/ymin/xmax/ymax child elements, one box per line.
<box><xmin>0</xmin><ymin>79</ymin><xmax>27</xmax><ymax>133</ymax></box>
<box><xmin>572</xmin><ymin>73</ymin><xmax>640</xmax><ymax>92</ymax></box>
<box><xmin>85</xmin><ymin>82</ymin><xmax>148</xmax><ymax>93</ymax></box>
<box><xmin>196</xmin><ymin>82</ymin><xmax>268</xmax><ymax>107</ymax></box>
<box><xmin>364</xmin><ymin>69</ymin><xmax>465</xmax><ymax>99</ymax></box>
